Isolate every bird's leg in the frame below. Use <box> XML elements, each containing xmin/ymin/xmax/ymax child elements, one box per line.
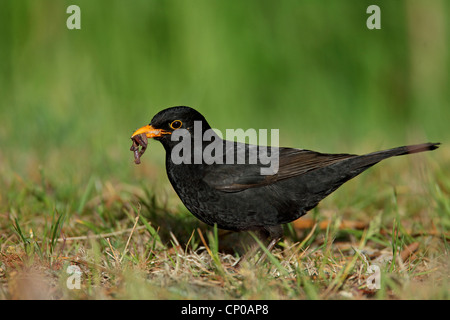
<box><xmin>255</xmin><ymin>225</ymin><xmax>283</xmax><ymax>265</ymax></box>
<box><xmin>255</xmin><ymin>236</ymin><xmax>281</xmax><ymax>265</ymax></box>
<box><xmin>233</xmin><ymin>225</ymin><xmax>283</xmax><ymax>267</ymax></box>
<box><xmin>232</xmin><ymin>240</ymin><xmax>261</xmax><ymax>267</ymax></box>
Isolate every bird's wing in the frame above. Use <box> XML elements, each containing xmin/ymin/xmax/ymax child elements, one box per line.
<box><xmin>202</xmin><ymin>147</ymin><xmax>356</xmax><ymax>192</ymax></box>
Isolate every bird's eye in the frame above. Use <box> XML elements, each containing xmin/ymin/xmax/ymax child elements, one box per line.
<box><xmin>170</xmin><ymin>120</ymin><xmax>183</xmax><ymax>130</ymax></box>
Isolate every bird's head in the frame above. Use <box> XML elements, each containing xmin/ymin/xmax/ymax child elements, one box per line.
<box><xmin>131</xmin><ymin>106</ymin><xmax>212</xmax><ymax>148</ymax></box>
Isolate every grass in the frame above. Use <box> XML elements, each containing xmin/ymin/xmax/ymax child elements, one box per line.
<box><xmin>0</xmin><ymin>147</ymin><xmax>448</xmax><ymax>299</ymax></box>
<box><xmin>0</xmin><ymin>0</ymin><xmax>449</xmax><ymax>300</ymax></box>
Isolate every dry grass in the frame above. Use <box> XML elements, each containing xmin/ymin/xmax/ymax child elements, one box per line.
<box><xmin>0</xmin><ymin>150</ymin><xmax>449</xmax><ymax>300</ymax></box>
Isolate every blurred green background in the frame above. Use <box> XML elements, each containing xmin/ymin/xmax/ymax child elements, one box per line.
<box><xmin>0</xmin><ymin>0</ymin><xmax>448</xmax><ymax>188</ymax></box>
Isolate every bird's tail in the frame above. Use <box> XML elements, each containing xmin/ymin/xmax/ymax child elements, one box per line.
<box><xmin>294</xmin><ymin>142</ymin><xmax>440</xmax><ymax>215</ymax></box>
<box><xmin>408</xmin><ymin>142</ymin><xmax>441</xmax><ymax>153</ymax></box>
<box><xmin>365</xmin><ymin>142</ymin><xmax>439</xmax><ymax>160</ymax></box>
<box><xmin>348</xmin><ymin>142</ymin><xmax>440</xmax><ymax>171</ymax></box>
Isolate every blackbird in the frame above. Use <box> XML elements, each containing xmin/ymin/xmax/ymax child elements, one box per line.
<box><xmin>131</xmin><ymin>106</ymin><xmax>439</xmax><ymax>254</ymax></box>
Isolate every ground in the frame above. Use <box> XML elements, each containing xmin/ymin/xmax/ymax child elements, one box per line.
<box><xmin>0</xmin><ymin>146</ymin><xmax>448</xmax><ymax>300</ymax></box>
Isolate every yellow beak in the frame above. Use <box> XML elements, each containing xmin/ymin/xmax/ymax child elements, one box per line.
<box><xmin>131</xmin><ymin>124</ymin><xmax>171</xmax><ymax>139</ymax></box>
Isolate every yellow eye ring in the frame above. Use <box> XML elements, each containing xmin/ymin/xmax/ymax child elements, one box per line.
<box><xmin>170</xmin><ymin>120</ymin><xmax>183</xmax><ymax>130</ymax></box>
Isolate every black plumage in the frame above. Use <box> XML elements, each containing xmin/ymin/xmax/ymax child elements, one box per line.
<box><xmin>131</xmin><ymin>106</ymin><xmax>440</xmax><ymax>253</ymax></box>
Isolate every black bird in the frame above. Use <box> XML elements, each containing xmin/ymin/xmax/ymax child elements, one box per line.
<box><xmin>131</xmin><ymin>106</ymin><xmax>439</xmax><ymax>255</ymax></box>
